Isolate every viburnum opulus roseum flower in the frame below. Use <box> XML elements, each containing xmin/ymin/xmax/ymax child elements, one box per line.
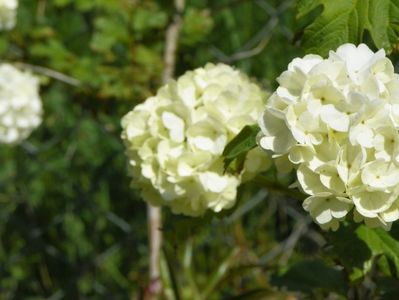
<box><xmin>0</xmin><ymin>0</ymin><xmax>17</xmax><ymax>30</ymax></box>
<box><xmin>121</xmin><ymin>63</ymin><xmax>271</xmax><ymax>216</ymax></box>
<box><xmin>258</xmin><ymin>43</ymin><xmax>399</xmax><ymax>231</ymax></box>
<box><xmin>0</xmin><ymin>64</ymin><xmax>42</xmax><ymax>144</ymax></box>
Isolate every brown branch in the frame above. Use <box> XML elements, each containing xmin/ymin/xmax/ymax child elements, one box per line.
<box><xmin>147</xmin><ymin>0</ymin><xmax>185</xmax><ymax>299</ymax></box>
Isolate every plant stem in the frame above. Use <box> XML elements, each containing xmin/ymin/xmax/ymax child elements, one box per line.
<box><xmin>183</xmin><ymin>239</ymin><xmax>201</xmax><ymax>299</ymax></box>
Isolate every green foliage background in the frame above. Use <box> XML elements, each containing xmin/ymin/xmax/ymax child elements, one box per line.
<box><xmin>2</xmin><ymin>0</ymin><xmax>399</xmax><ymax>299</ymax></box>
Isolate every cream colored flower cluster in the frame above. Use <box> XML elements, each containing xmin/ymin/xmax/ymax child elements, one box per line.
<box><xmin>0</xmin><ymin>0</ymin><xmax>17</xmax><ymax>30</ymax></box>
<box><xmin>0</xmin><ymin>64</ymin><xmax>42</xmax><ymax>144</ymax></box>
<box><xmin>121</xmin><ymin>63</ymin><xmax>270</xmax><ymax>216</ymax></box>
<box><xmin>258</xmin><ymin>43</ymin><xmax>399</xmax><ymax>230</ymax></box>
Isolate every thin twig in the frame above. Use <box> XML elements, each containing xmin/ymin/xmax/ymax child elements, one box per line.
<box><xmin>14</xmin><ymin>62</ymin><xmax>81</xmax><ymax>87</ymax></box>
<box><xmin>278</xmin><ymin>218</ymin><xmax>309</xmax><ymax>264</ymax></box>
<box><xmin>211</xmin><ymin>16</ymin><xmax>277</xmax><ymax>63</ymax></box>
<box><xmin>211</xmin><ymin>0</ymin><xmax>293</xmax><ymax>63</ymax></box>
<box><xmin>258</xmin><ymin>206</ymin><xmax>311</xmax><ymax>265</ymax></box>
<box><xmin>228</xmin><ymin>35</ymin><xmax>271</xmax><ymax>62</ymax></box>
<box><xmin>147</xmin><ymin>0</ymin><xmax>185</xmax><ymax>298</ymax></box>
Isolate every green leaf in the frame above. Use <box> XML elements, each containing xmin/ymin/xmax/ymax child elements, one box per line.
<box><xmin>329</xmin><ymin>224</ymin><xmax>399</xmax><ymax>281</ymax></box>
<box><xmin>297</xmin><ymin>0</ymin><xmax>399</xmax><ymax>56</ymax></box>
<box><xmin>270</xmin><ymin>259</ymin><xmax>348</xmax><ymax>295</ymax></box>
<box><xmin>224</xmin><ymin>289</ymin><xmax>274</xmax><ymax>300</ymax></box>
<box><xmin>181</xmin><ymin>8</ymin><xmax>214</xmax><ymax>46</ymax></box>
<box><xmin>357</xmin><ymin>225</ymin><xmax>399</xmax><ymax>277</ymax></box>
<box><xmin>376</xmin><ymin>277</ymin><xmax>399</xmax><ymax>300</ymax></box>
<box><xmin>327</xmin><ymin>223</ymin><xmax>372</xmax><ymax>282</ymax></box>
<box><xmin>53</xmin><ymin>0</ymin><xmax>72</xmax><ymax>7</ymax></box>
<box><xmin>202</xmin><ymin>248</ymin><xmax>240</xmax><ymax>299</ymax></box>
<box><xmin>223</xmin><ymin>125</ymin><xmax>259</xmax><ymax>173</ymax></box>
<box><xmin>131</xmin><ymin>7</ymin><xmax>167</xmax><ymax>33</ymax></box>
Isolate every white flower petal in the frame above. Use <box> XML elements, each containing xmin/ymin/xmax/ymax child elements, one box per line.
<box><xmin>320</xmin><ymin>104</ymin><xmax>349</xmax><ymax>132</ymax></box>
<box><xmin>162</xmin><ymin>111</ymin><xmax>185</xmax><ymax>143</ymax></box>
<box><xmin>352</xmin><ymin>191</ymin><xmax>395</xmax><ymax>215</ymax></box>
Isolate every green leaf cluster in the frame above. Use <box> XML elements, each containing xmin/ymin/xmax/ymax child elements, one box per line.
<box><xmin>297</xmin><ymin>0</ymin><xmax>399</xmax><ymax>56</ymax></box>
<box><xmin>3</xmin><ymin>0</ymin><xmax>169</xmax><ymax>100</ymax></box>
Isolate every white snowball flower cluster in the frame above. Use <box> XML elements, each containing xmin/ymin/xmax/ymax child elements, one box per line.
<box><xmin>121</xmin><ymin>63</ymin><xmax>271</xmax><ymax>216</ymax></box>
<box><xmin>0</xmin><ymin>64</ymin><xmax>42</xmax><ymax>144</ymax></box>
<box><xmin>258</xmin><ymin>43</ymin><xmax>399</xmax><ymax>230</ymax></box>
<box><xmin>0</xmin><ymin>0</ymin><xmax>17</xmax><ymax>30</ymax></box>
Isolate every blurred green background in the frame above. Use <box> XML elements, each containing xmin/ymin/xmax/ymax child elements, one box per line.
<box><xmin>0</xmin><ymin>0</ymin><xmax>323</xmax><ymax>299</ymax></box>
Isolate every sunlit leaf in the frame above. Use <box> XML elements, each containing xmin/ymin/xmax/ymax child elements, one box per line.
<box><xmin>297</xmin><ymin>0</ymin><xmax>399</xmax><ymax>56</ymax></box>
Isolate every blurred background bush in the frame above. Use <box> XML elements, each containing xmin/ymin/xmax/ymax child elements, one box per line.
<box><xmin>0</xmin><ymin>0</ymin><xmax>321</xmax><ymax>299</ymax></box>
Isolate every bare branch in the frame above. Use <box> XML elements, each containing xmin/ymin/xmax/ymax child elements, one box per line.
<box><xmin>14</xmin><ymin>62</ymin><xmax>81</xmax><ymax>87</ymax></box>
<box><xmin>162</xmin><ymin>0</ymin><xmax>185</xmax><ymax>83</ymax></box>
<box><xmin>147</xmin><ymin>0</ymin><xmax>185</xmax><ymax>298</ymax></box>
<box><xmin>147</xmin><ymin>206</ymin><xmax>163</xmax><ymax>298</ymax></box>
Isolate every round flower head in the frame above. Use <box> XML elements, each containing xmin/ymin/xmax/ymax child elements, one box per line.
<box><xmin>0</xmin><ymin>64</ymin><xmax>42</xmax><ymax>144</ymax></box>
<box><xmin>258</xmin><ymin>43</ymin><xmax>399</xmax><ymax>230</ymax></box>
<box><xmin>121</xmin><ymin>63</ymin><xmax>270</xmax><ymax>216</ymax></box>
<box><xmin>0</xmin><ymin>0</ymin><xmax>17</xmax><ymax>30</ymax></box>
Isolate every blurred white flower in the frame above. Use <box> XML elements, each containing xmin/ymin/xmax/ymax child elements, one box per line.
<box><xmin>121</xmin><ymin>63</ymin><xmax>270</xmax><ymax>216</ymax></box>
<box><xmin>0</xmin><ymin>64</ymin><xmax>42</xmax><ymax>144</ymax></box>
<box><xmin>258</xmin><ymin>43</ymin><xmax>399</xmax><ymax>230</ymax></box>
<box><xmin>0</xmin><ymin>0</ymin><xmax>17</xmax><ymax>30</ymax></box>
